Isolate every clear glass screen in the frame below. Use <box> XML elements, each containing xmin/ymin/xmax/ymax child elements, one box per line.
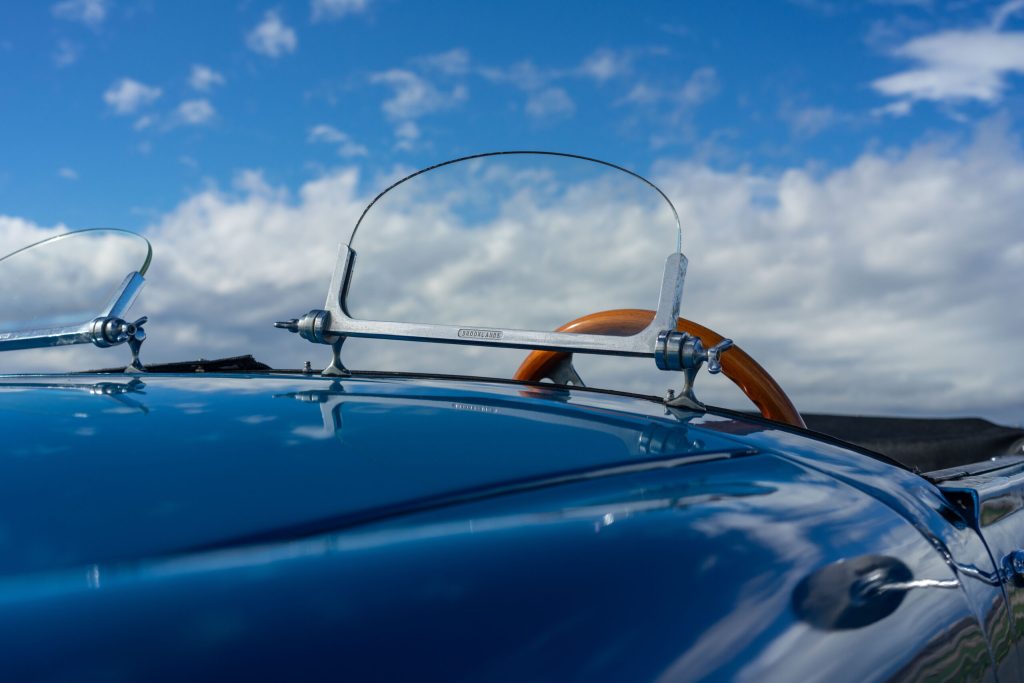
<box><xmin>0</xmin><ymin>229</ymin><xmax>151</xmax><ymax>332</ymax></box>
<box><xmin>344</xmin><ymin>152</ymin><xmax>681</xmax><ymax>332</ymax></box>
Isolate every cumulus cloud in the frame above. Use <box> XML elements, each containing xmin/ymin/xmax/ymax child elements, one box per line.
<box><xmin>370</xmin><ymin>69</ymin><xmax>468</xmax><ymax>120</ymax></box>
<box><xmin>3</xmin><ymin>120</ymin><xmax>1023</xmax><ymax>424</ymax></box>
<box><xmin>246</xmin><ymin>10</ymin><xmax>297</xmax><ymax>58</ymax></box>
<box><xmin>311</xmin><ymin>0</ymin><xmax>370</xmax><ymax>22</ymax></box>
<box><xmin>872</xmin><ymin>1</ymin><xmax>1024</xmax><ymax>111</ymax></box>
<box><xmin>525</xmin><ymin>87</ymin><xmax>575</xmax><ymax>120</ymax></box>
<box><xmin>188</xmin><ymin>64</ymin><xmax>225</xmax><ymax>92</ymax></box>
<box><xmin>103</xmin><ymin>78</ymin><xmax>162</xmax><ymax>115</ymax></box>
<box><xmin>51</xmin><ymin>0</ymin><xmax>109</xmax><ymax>28</ymax></box>
<box><xmin>173</xmin><ymin>99</ymin><xmax>215</xmax><ymax>125</ymax></box>
<box><xmin>232</xmin><ymin>169</ymin><xmax>283</xmax><ymax>198</ymax></box>
<box><xmin>0</xmin><ymin>218</ymin><xmax>68</xmax><ymax>262</ymax></box>
<box><xmin>308</xmin><ymin>124</ymin><xmax>368</xmax><ymax>157</ymax></box>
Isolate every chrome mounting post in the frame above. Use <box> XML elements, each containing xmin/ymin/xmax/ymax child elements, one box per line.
<box><xmin>539</xmin><ymin>355</ymin><xmax>585</xmax><ymax>387</ymax></box>
<box><xmin>126</xmin><ymin>317</ymin><xmax>147</xmax><ymax>372</ymax></box>
<box><xmin>655</xmin><ymin>330</ymin><xmax>733</xmax><ymax>410</ymax></box>
<box><xmin>90</xmin><ymin>315</ymin><xmax>148</xmax><ymax>372</ymax></box>
<box><xmin>323</xmin><ymin>336</ymin><xmax>349</xmax><ymax>377</ymax></box>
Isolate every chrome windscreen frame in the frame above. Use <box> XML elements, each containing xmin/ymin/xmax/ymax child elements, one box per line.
<box><xmin>275</xmin><ymin>150</ymin><xmax>733</xmax><ymax>409</ymax></box>
<box><xmin>277</xmin><ymin>246</ymin><xmax>727</xmax><ymax>409</ymax></box>
<box><xmin>0</xmin><ymin>271</ymin><xmax>148</xmax><ymax>368</ymax></box>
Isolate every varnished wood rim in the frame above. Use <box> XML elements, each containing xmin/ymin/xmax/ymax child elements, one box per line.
<box><xmin>513</xmin><ymin>309</ymin><xmax>806</xmax><ymax>429</ymax></box>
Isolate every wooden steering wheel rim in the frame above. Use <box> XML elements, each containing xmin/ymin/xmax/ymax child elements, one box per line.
<box><xmin>513</xmin><ymin>309</ymin><xmax>806</xmax><ymax>429</ymax></box>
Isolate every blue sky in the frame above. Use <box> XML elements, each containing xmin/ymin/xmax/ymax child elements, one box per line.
<box><xmin>3</xmin><ymin>0</ymin><xmax>1023</xmax><ymax>230</ymax></box>
<box><xmin>2</xmin><ymin>0</ymin><xmax>1024</xmax><ymax>423</ymax></box>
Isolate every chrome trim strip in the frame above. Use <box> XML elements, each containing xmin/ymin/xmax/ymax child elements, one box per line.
<box><xmin>316</xmin><ymin>246</ymin><xmax>687</xmax><ymax>358</ymax></box>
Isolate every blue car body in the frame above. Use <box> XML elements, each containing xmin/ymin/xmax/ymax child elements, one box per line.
<box><xmin>1</xmin><ymin>371</ymin><xmax>1022</xmax><ymax>681</ymax></box>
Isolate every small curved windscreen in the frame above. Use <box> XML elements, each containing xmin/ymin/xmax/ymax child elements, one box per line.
<box><xmin>0</xmin><ymin>229</ymin><xmax>151</xmax><ymax>332</ymax></box>
<box><xmin>344</xmin><ymin>152</ymin><xmax>681</xmax><ymax>331</ymax></box>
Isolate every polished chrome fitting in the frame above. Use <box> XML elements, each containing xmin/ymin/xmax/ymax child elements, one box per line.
<box><xmin>90</xmin><ymin>316</ymin><xmax>145</xmax><ymax>348</ymax></box>
<box><xmin>656</xmin><ymin>330</ymin><xmax>734</xmax><ymax>409</ymax></box>
<box><xmin>274</xmin><ymin>309</ymin><xmax>333</xmax><ymax>345</ymax></box>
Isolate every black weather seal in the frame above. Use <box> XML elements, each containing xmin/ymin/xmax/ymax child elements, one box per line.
<box><xmin>83</xmin><ymin>354</ymin><xmax>272</xmax><ymax>374</ymax></box>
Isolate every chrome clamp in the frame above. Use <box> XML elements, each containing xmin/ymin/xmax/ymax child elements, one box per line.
<box><xmin>656</xmin><ymin>330</ymin><xmax>733</xmax><ymax>409</ymax></box>
<box><xmin>90</xmin><ymin>315</ymin><xmax>148</xmax><ymax>371</ymax></box>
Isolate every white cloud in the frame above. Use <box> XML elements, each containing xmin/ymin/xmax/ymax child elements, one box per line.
<box><xmin>103</xmin><ymin>78</ymin><xmax>162</xmax><ymax>115</ymax></box>
<box><xmin>246</xmin><ymin>11</ymin><xmax>297</xmax><ymax>58</ymax></box>
<box><xmin>619</xmin><ymin>67</ymin><xmax>719</xmax><ymax>110</ymax></box>
<box><xmin>481</xmin><ymin>48</ymin><xmax>648</xmax><ymax>90</ymax></box>
<box><xmin>232</xmin><ymin>169</ymin><xmax>284</xmax><ymax>199</ymax></box>
<box><xmin>134</xmin><ymin>114</ymin><xmax>156</xmax><ymax>130</ymax></box>
<box><xmin>871</xmin><ymin>0</ymin><xmax>933</xmax><ymax>6</ymax></box>
<box><xmin>51</xmin><ymin>0</ymin><xmax>109</xmax><ymax>27</ymax></box>
<box><xmin>872</xmin><ymin>100</ymin><xmax>913</xmax><ymax>118</ymax></box>
<box><xmin>173</xmin><ymin>99</ymin><xmax>215</xmax><ymax>125</ymax></box>
<box><xmin>873</xmin><ymin>3</ymin><xmax>1024</xmax><ymax>109</ymax></box>
<box><xmin>525</xmin><ymin>87</ymin><xmax>575</xmax><ymax>120</ymax></box>
<box><xmin>311</xmin><ymin>0</ymin><xmax>369</xmax><ymax>22</ymax></box>
<box><xmin>57</xmin><ymin>167</ymin><xmax>78</xmax><ymax>180</ymax></box>
<box><xmin>370</xmin><ymin>69</ymin><xmax>467</xmax><ymax>120</ymax></box>
<box><xmin>0</xmin><ymin>217</ymin><xmax>66</xmax><ymax>262</ymax></box>
<box><xmin>53</xmin><ymin>39</ymin><xmax>80</xmax><ymax>67</ymax></box>
<box><xmin>307</xmin><ymin>124</ymin><xmax>346</xmax><ymax>144</ymax></box>
<box><xmin>3</xmin><ymin>120</ymin><xmax>1023</xmax><ymax>424</ymax></box>
<box><xmin>394</xmin><ymin>121</ymin><xmax>419</xmax><ymax>150</ymax></box>
<box><xmin>618</xmin><ymin>67</ymin><xmax>720</xmax><ymax>148</ymax></box>
<box><xmin>577</xmin><ymin>48</ymin><xmax>632</xmax><ymax>82</ymax></box>
<box><xmin>189</xmin><ymin>64</ymin><xmax>225</xmax><ymax>92</ymax></box>
<box><xmin>780</xmin><ymin>104</ymin><xmax>837</xmax><ymax>137</ymax></box>
<box><xmin>417</xmin><ymin>48</ymin><xmax>471</xmax><ymax>76</ymax></box>
<box><xmin>679</xmin><ymin>67</ymin><xmax>719</xmax><ymax>106</ymax></box>
<box><xmin>478</xmin><ymin>60</ymin><xmax>550</xmax><ymax>91</ymax></box>
<box><xmin>308</xmin><ymin>124</ymin><xmax>368</xmax><ymax>157</ymax></box>
<box><xmin>620</xmin><ymin>83</ymin><xmax>661</xmax><ymax>105</ymax></box>
<box><xmin>993</xmin><ymin>0</ymin><xmax>1024</xmax><ymax>30</ymax></box>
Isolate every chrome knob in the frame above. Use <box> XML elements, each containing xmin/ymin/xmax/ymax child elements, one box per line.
<box><xmin>705</xmin><ymin>339</ymin><xmax>734</xmax><ymax>375</ymax></box>
<box><xmin>274</xmin><ymin>310</ymin><xmax>332</xmax><ymax>344</ymax></box>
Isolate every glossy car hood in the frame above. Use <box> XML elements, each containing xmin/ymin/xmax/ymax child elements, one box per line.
<box><xmin>0</xmin><ymin>373</ymin><xmax>753</xmax><ymax>577</ymax></box>
<box><xmin>0</xmin><ymin>385</ymin><xmax>995</xmax><ymax>683</ymax></box>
